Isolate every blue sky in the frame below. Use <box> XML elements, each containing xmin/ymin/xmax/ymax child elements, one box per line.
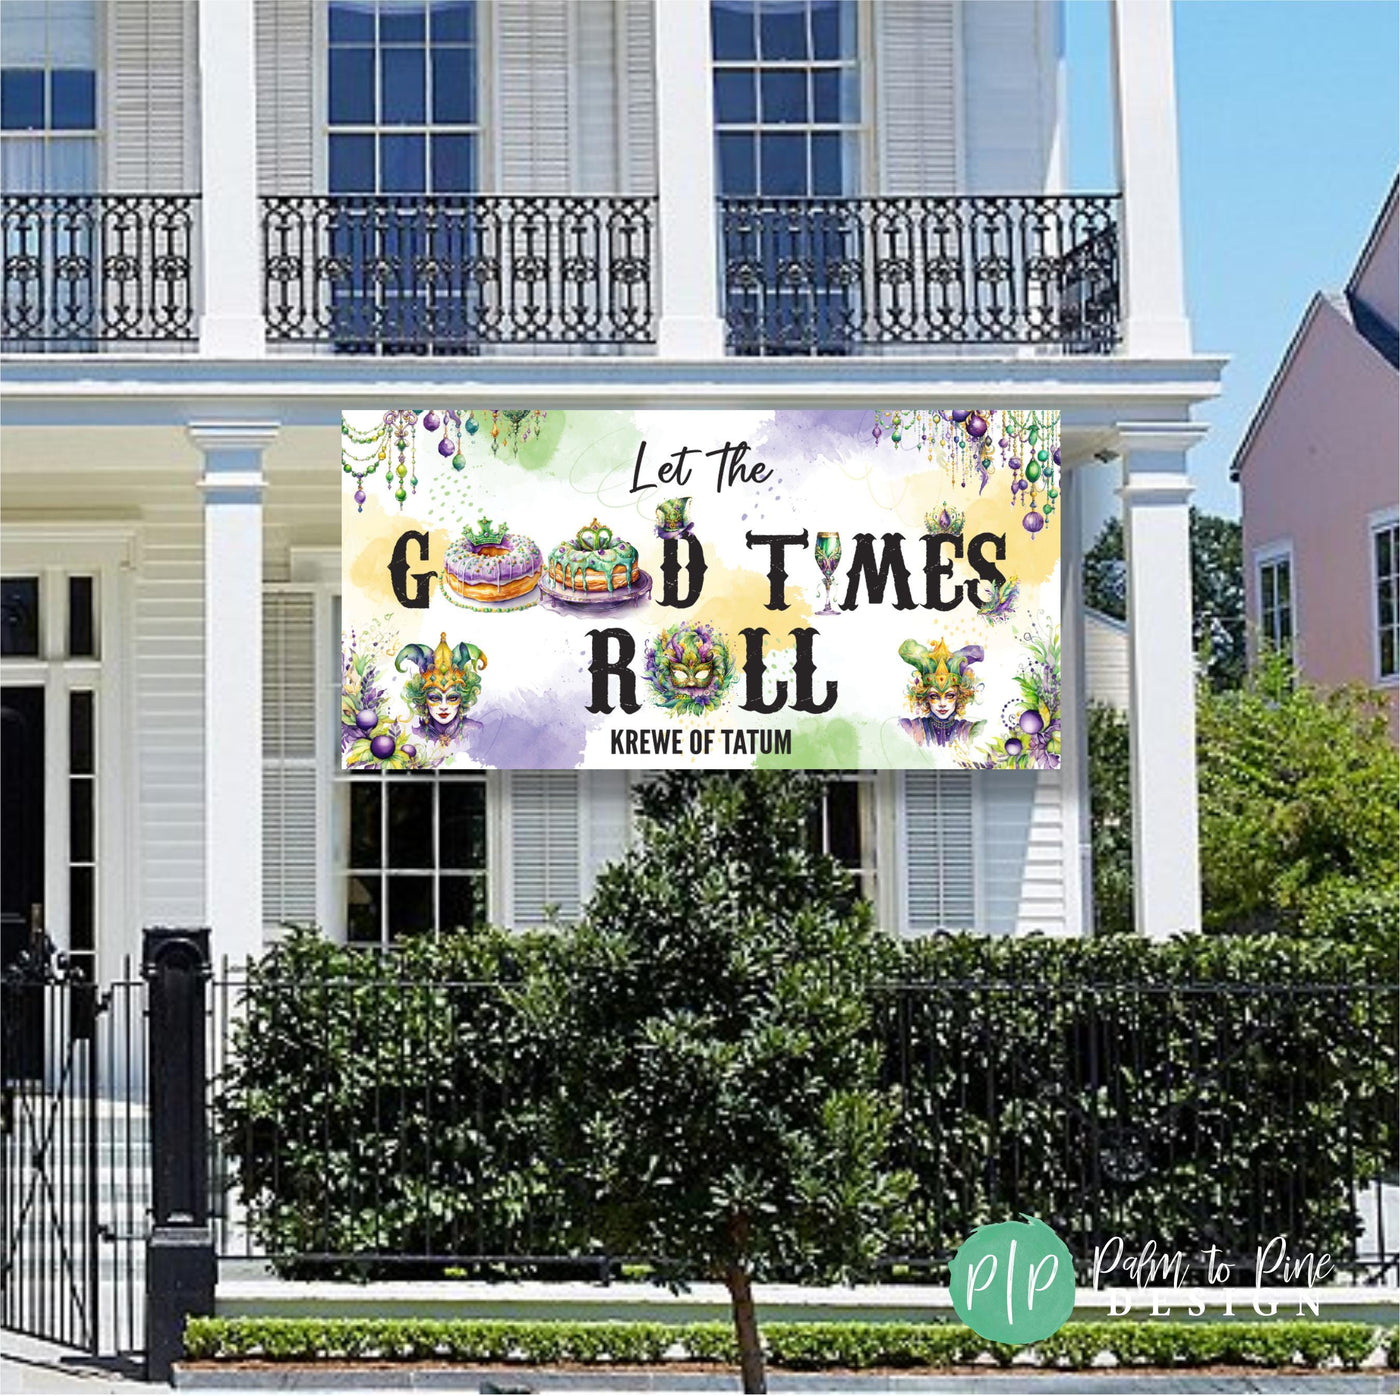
<box><xmin>1066</xmin><ymin>0</ymin><xmax>1399</xmax><ymax>521</ymax></box>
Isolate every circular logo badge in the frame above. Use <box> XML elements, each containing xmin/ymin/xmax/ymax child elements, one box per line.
<box><xmin>949</xmin><ymin>1215</ymin><xmax>1075</xmax><ymax>1344</ymax></box>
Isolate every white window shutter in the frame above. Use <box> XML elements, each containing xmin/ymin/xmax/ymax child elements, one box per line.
<box><xmin>571</xmin><ymin>0</ymin><xmax>619</xmax><ymax>192</ymax></box>
<box><xmin>619</xmin><ymin>0</ymin><xmax>656</xmax><ymax>193</ymax></box>
<box><xmin>255</xmin><ymin>0</ymin><xmax>315</xmax><ymax>193</ymax></box>
<box><xmin>262</xmin><ymin>591</ymin><xmax>318</xmax><ymax>928</ymax></box>
<box><xmin>109</xmin><ymin>0</ymin><xmax>196</xmax><ymax>190</ymax></box>
<box><xmin>902</xmin><ymin>771</ymin><xmax>976</xmax><ymax>932</ymax></box>
<box><xmin>495</xmin><ymin>0</ymin><xmax>571</xmax><ymax>191</ymax></box>
<box><xmin>582</xmin><ymin>770</ymin><xmax>630</xmax><ymax>892</ymax></box>
<box><xmin>874</xmin><ymin>0</ymin><xmax>958</xmax><ymax>193</ymax></box>
<box><xmin>508</xmin><ymin>772</ymin><xmax>582</xmax><ymax>925</ymax></box>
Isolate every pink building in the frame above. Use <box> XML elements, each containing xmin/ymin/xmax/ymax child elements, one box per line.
<box><xmin>1234</xmin><ymin>179</ymin><xmax>1400</xmax><ymax>734</ymax></box>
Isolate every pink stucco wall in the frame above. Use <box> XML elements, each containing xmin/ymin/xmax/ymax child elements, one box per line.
<box><xmin>1238</xmin><ymin>296</ymin><xmax>1399</xmax><ymax>730</ymax></box>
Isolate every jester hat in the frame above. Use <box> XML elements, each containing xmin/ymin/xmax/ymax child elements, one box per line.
<box><xmin>899</xmin><ymin>638</ymin><xmax>983</xmax><ymax>697</ymax></box>
<box><xmin>395</xmin><ymin>632</ymin><xmax>487</xmax><ymax>693</ymax></box>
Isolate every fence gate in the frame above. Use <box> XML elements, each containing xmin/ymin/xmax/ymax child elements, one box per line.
<box><xmin>1</xmin><ymin>944</ymin><xmax>147</xmax><ymax>1358</ymax></box>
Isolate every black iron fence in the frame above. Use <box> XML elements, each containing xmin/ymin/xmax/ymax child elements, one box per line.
<box><xmin>209</xmin><ymin>957</ymin><xmax>1397</xmax><ymax>1287</ymax></box>
<box><xmin>260</xmin><ymin>194</ymin><xmax>657</xmax><ymax>352</ymax></box>
<box><xmin>720</xmin><ymin>193</ymin><xmax>1121</xmax><ymax>355</ymax></box>
<box><xmin>1</xmin><ymin>194</ymin><xmax>198</xmax><ymax>348</ymax></box>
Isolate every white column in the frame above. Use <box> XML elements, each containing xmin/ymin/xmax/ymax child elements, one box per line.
<box><xmin>1117</xmin><ymin>423</ymin><xmax>1207</xmax><ymax>939</ymax></box>
<box><xmin>1058</xmin><ymin>460</ymin><xmax>1092</xmax><ymax>936</ymax></box>
<box><xmin>653</xmin><ymin>0</ymin><xmax>725</xmax><ymax>358</ymax></box>
<box><xmin>191</xmin><ymin>422</ymin><xmax>277</xmax><ymax>968</ymax></box>
<box><xmin>1110</xmin><ymin>0</ymin><xmax>1191</xmax><ymax>358</ymax></box>
<box><xmin>196</xmin><ymin>0</ymin><xmax>264</xmax><ymax>357</ymax></box>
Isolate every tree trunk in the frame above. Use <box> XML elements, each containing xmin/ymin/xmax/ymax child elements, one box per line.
<box><xmin>725</xmin><ymin>1261</ymin><xmax>766</xmax><ymax>1394</ymax></box>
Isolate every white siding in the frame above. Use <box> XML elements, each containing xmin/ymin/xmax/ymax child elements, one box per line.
<box><xmin>134</xmin><ymin>514</ymin><xmax>204</xmax><ymax>923</ymax></box>
<box><xmin>108</xmin><ymin>0</ymin><xmax>198</xmax><ymax>190</ymax></box>
<box><xmin>959</xmin><ymin>0</ymin><xmax>1063</xmax><ymax>193</ymax></box>
<box><xmin>874</xmin><ymin>1</ymin><xmax>959</xmax><ymax>193</ymax></box>
<box><xmin>1085</xmin><ymin>608</ymin><xmax>1130</xmax><ymax>710</ymax></box>
<box><xmin>255</xmin><ymin>0</ymin><xmax>315</xmax><ymax>192</ymax></box>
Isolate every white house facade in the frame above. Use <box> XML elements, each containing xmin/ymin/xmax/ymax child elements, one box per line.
<box><xmin>0</xmin><ymin>0</ymin><xmax>1224</xmax><ymax>980</ymax></box>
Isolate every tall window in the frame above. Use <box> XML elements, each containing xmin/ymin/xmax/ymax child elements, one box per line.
<box><xmin>327</xmin><ymin>0</ymin><xmax>478</xmax><ymax>196</ymax></box>
<box><xmin>807</xmin><ymin>772</ymin><xmax>877</xmax><ymax>908</ymax></box>
<box><xmin>1374</xmin><ymin>517</ymin><xmax>1398</xmax><ymax>682</ymax></box>
<box><xmin>712</xmin><ymin>0</ymin><xmax>861</xmax><ymax>197</ymax></box>
<box><xmin>1257</xmin><ymin>550</ymin><xmax>1293</xmax><ymax>657</ymax></box>
<box><xmin>0</xmin><ymin>0</ymin><xmax>98</xmax><ymax>193</ymax></box>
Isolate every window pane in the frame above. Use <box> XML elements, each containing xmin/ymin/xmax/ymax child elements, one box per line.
<box><xmin>811</xmin><ymin>67</ymin><xmax>859</xmax><ymax>123</ymax></box>
<box><xmin>1</xmin><ymin>3</ymin><xmax>47</xmax><ymax>66</ymax></box>
<box><xmin>69</xmin><ymin>865</ymin><xmax>94</xmax><ymax>953</ymax></box>
<box><xmin>714</xmin><ymin>68</ymin><xmax>756</xmax><ymax>124</ymax></box>
<box><xmin>1382</xmin><ymin>628</ymin><xmax>1396</xmax><ymax>679</ymax></box>
<box><xmin>1</xmin><ymin>577</ymin><xmax>39</xmax><ymax>656</ymax></box>
<box><xmin>811</xmin><ymin>131</ymin><xmax>843</xmax><ymax>194</ymax></box>
<box><xmin>387</xmin><ymin>779</ymin><xmax>433</xmax><ymax>868</ymax></box>
<box><xmin>431</xmin><ymin>1</ymin><xmax>475</xmax><ymax>43</ymax></box>
<box><xmin>1277</xmin><ymin>561</ymin><xmax>1290</xmax><ymax>604</ymax></box>
<box><xmin>811</xmin><ymin>0</ymin><xmax>856</xmax><ymax>59</ymax></box>
<box><xmin>1380</xmin><ymin>579</ymin><xmax>1395</xmax><ymax>628</ymax></box>
<box><xmin>329</xmin><ymin>46</ymin><xmax>375</xmax><ymax>124</ymax></box>
<box><xmin>348</xmin><ymin>779</ymin><xmax>381</xmax><ymax>867</ymax></box>
<box><xmin>380</xmin><ymin>133</ymin><xmax>425</xmax><ymax>191</ymax></box>
<box><xmin>1378</xmin><ymin>525</ymin><xmax>1395</xmax><ymax>579</ymax></box>
<box><xmin>432</xmin><ymin>46</ymin><xmax>475</xmax><ymax>124</ymax></box>
<box><xmin>760</xmin><ymin>68</ymin><xmax>807</xmax><ymax>123</ymax></box>
<box><xmin>1260</xmin><ymin>565</ymin><xmax>1275</xmax><ymax>618</ymax></box>
<box><xmin>430</xmin><ymin>132</ymin><xmax>474</xmax><ymax>191</ymax></box>
<box><xmin>1</xmin><ymin>70</ymin><xmax>45</xmax><ymax>130</ymax></box>
<box><xmin>380</xmin><ymin>2</ymin><xmax>427</xmax><ymax>42</ymax></box>
<box><xmin>68</xmin><ymin>575</ymin><xmax>94</xmax><ymax>657</ymax></box>
<box><xmin>51</xmin><ymin>1</ymin><xmax>97</xmax><ymax>67</ymax></box>
<box><xmin>439</xmin><ymin>780</ymin><xmax>485</xmax><ymax>869</ymax></box>
<box><xmin>381</xmin><ymin>47</ymin><xmax>426</xmax><ymax>124</ymax></box>
<box><xmin>50</xmin><ymin>69</ymin><xmax>95</xmax><ymax>130</ymax></box>
<box><xmin>712</xmin><ymin>0</ymin><xmax>756</xmax><ymax>60</ymax></box>
<box><xmin>387</xmin><ymin>874</ymin><xmax>433</xmax><ymax>938</ymax></box>
<box><xmin>346</xmin><ymin>873</ymin><xmax>382</xmax><ymax>942</ymax></box>
<box><xmin>826</xmin><ymin>780</ymin><xmax>861</xmax><ymax>865</ymax></box>
<box><xmin>759</xmin><ymin>0</ymin><xmax>807</xmax><ymax>59</ymax></box>
<box><xmin>329</xmin><ymin>0</ymin><xmax>376</xmax><ymax>43</ymax></box>
<box><xmin>70</xmin><ymin>778</ymin><xmax>94</xmax><ymax>863</ymax></box>
<box><xmin>440</xmin><ymin>875</ymin><xmax>483</xmax><ymax>931</ymax></box>
<box><xmin>329</xmin><ymin>132</ymin><xmax>375</xmax><ymax>192</ymax></box>
<box><xmin>69</xmin><ymin>689</ymin><xmax>94</xmax><ymax>775</ymax></box>
<box><xmin>760</xmin><ymin>131</ymin><xmax>806</xmax><ymax>194</ymax></box>
<box><xmin>717</xmin><ymin>131</ymin><xmax>756</xmax><ymax>194</ymax></box>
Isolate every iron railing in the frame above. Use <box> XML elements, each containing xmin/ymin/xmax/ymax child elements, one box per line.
<box><xmin>261</xmin><ymin>194</ymin><xmax>657</xmax><ymax>352</ymax></box>
<box><xmin>720</xmin><ymin>193</ymin><xmax>1121</xmax><ymax>355</ymax></box>
<box><xmin>1</xmin><ymin>194</ymin><xmax>198</xmax><ymax>349</ymax></box>
<box><xmin>208</xmin><ymin>962</ymin><xmax>1397</xmax><ymax>1285</ymax></box>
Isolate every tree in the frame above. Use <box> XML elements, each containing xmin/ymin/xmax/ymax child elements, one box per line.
<box><xmin>1086</xmin><ymin>657</ymin><xmax>1399</xmax><ymax>935</ymax></box>
<box><xmin>1083</xmin><ymin>508</ymin><xmax>1245</xmax><ymax>690</ymax></box>
<box><xmin>530</xmin><ymin>771</ymin><xmax>910</xmax><ymax>1394</ymax></box>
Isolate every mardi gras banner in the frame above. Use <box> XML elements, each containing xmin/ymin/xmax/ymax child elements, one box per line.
<box><xmin>340</xmin><ymin>409</ymin><xmax>1061</xmax><ymax>771</ymax></box>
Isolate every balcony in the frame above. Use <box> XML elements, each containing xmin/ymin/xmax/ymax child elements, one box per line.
<box><xmin>1</xmin><ymin>194</ymin><xmax>199</xmax><ymax>351</ymax></box>
<box><xmin>720</xmin><ymin>194</ymin><xmax>1121</xmax><ymax>356</ymax></box>
<box><xmin>2</xmin><ymin>191</ymin><xmax>1123</xmax><ymax>359</ymax></box>
<box><xmin>260</xmin><ymin>194</ymin><xmax>658</xmax><ymax>354</ymax></box>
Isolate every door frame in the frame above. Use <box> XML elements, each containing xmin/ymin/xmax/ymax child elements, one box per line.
<box><xmin>0</xmin><ymin>525</ymin><xmax>136</xmax><ymax>984</ymax></box>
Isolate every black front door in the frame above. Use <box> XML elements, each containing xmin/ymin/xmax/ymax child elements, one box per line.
<box><xmin>1</xmin><ymin>686</ymin><xmax>45</xmax><ymax>1079</ymax></box>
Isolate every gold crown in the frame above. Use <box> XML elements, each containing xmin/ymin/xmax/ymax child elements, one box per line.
<box><xmin>425</xmin><ymin>632</ymin><xmax>470</xmax><ymax>690</ymax></box>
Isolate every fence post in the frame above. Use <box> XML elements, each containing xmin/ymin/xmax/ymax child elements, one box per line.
<box><xmin>143</xmin><ymin>927</ymin><xmax>215</xmax><ymax>1383</ymax></box>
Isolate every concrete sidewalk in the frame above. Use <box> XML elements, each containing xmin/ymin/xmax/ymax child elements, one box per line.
<box><xmin>0</xmin><ymin>1332</ymin><xmax>149</xmax><ymax>1393</ymax></box>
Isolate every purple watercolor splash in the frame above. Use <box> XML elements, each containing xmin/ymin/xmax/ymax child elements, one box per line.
<box><xmin>462</xmin><ymin>688</ymin><xmax>590</xmax><ymax>769</ymax></box>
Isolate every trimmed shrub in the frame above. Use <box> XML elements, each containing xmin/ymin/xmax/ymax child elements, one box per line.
<box><xmin>183</xmin><ymin>1316</ymin><xmax>1399</xmax><ymax>1370</ymax></box>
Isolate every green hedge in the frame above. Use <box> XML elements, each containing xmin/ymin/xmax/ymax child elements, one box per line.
<box><xmin>183</xmin><ymin>1317</ymin><xmax>1396</xmax><ymax>1370</ymax></box>
<box><xmin>218</xmin><ymin>925</ymin><xmax>1397</xmax><ymax>1278</ymax></box>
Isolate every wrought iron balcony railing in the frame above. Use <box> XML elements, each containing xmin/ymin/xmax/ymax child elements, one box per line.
<box><xmin>261</xmin><ymin>194</ymin><xmax>657</xmax><ymax>352</ymax></box>
<box><xmin>720</xmin><ymin>193</ymin><xmax>1121</xmax><ymax>355</ymax></box>
<box><xmin>1</xmin><ymin>193</ymin><xmax>199</xmax><ymax>349</ymax></box>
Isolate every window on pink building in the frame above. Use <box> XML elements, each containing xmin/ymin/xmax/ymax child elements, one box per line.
<box><xmin>1258</xmin><ymin>553</ymin><xmax>1293</xmax><ymax>658</ymax></box>
<box><xmin>1375</xmin><ymin>519</ymin><xmax>1398</xmax><ymax>681</ymax></box>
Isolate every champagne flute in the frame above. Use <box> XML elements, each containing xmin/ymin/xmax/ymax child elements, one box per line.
<box><xmin>815</xmin><ymin>531</ymin><xmax>842</xmax><ymax>615</ymax></box>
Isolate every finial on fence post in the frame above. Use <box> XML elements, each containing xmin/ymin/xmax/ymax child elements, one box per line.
<box><xmin>142</xmin><ymin>926</ymin><xmax>214</xmax><ymax>1383</ymax></box>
